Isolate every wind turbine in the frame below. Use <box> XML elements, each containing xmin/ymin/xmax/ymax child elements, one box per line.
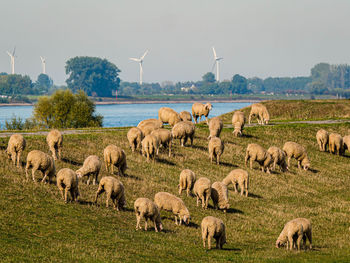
<box><xmin>211</xmin><ymin>47</ymin><xmax>223</xmax><ymax>81</ymax></box>
<box><xmin>129</xmin><ymin>50</ymin><xmax>148</xmax><ymax>85</ymax></box>
<box><xmin>40</xmin><ymin>56</ymin><xmax>46</xmax><ymax>74</ymax></box>
<box><xmin>6</xmin><ymin>47</ymin><xmax>16</xmax><ymax>74</ymax></box>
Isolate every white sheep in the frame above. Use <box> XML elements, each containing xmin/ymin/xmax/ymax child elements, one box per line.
<box><xmin>211</xmin><ymin>182</ymin><xmax>230</xmax><ymax>213</ymax></box>
<box><xmin>103</xmin><ymin>144</ymin><xmax>127</xmax><ymax>176</ymax></box>
<box><xmin>127</xmin><ymin>127</ymin><xmax>144</xmax><ymax>152</ymax></box>
<box><xmin>267</xmin><ymin>146</ymin><xmax>288</xmax><ymax>172</ymax></box>
<box><xmin>94</xmin><ymin>176</ymin><xmax>126</xmax><ymax>210</ymax></box>
<box><xmin>141</xmin><ymin>134</ymin><xmax>159</xmax><ymax>162</ymax></box>
<box><xmin>25</xmin><ymin>150</ymin><xmax>56</xmax><ymax>183</ymax></box>
<box><xmin>245</xmin><ymin>143</ymin><xmax>273</xmax><ymax>173</ymax></box>
<box><xmin>208</xmin><ymin>117</ymin><xmax>223</xmax><ymax>140</ymax></box>
<box><xmin>134</xmin><ymin>197</ymin><xmax>163</xmax><ymax>232</ymax></box>
<box><xmin>158</xmin><ymin>107</ymin><xmax>181</xmax><ymax>127</ymax></box>
<box><xmin>208</xmin><ymin>136</ymin><xmax>224</xmax><ymax>165</ymax></box>
<box><xmin>329</xmin><ymin>133</ymin><xmax>343</xmax><ymax>155</ymax></box>
<box><xmin>193</xmin><ymin>177</ymin><xmax>211</xmax><ymax>209</ymax></box>
<box><xmin>192</xmin><ymin>102</ymin><xmax>213</xmax><ymax>124</ymax></box>
<box><xmin>232</xmin><ymin>111</ymin><xmax>245</xmax><ymax>137</ymax></box>
<box><xmin>57</xmin><ymin>168</ymin><xmax>80</xmax><ymax>203</ymax></box>
<box><xmin>151</xmin><ymin>128</ymin><xmax>172</xmax><ymax>157</ymax></box>
<box><xmin>46</xmin><ymin>129</ymin><xmax>63</xmax><ymax>160</ymax></box>
<box><xmin>178</xmin><ymin>169</ymin><xmax>196</xmax><ymax>196</ymax></box>
<box><xmin>5</xmin><ymin>134</ymin><xmax>26</xmax><ymax>168</ymax></box>
<box><xmin>248</xmin><ymin>103</ymin><xmax>270</xmax><ymax>125</ymax></box>
<box><xmin>179</xmin><ymin>111</ymin><xmax>192</xmax><ymax>122</ymax></box>
<box><xmin>76</xmin><ymin>155</ymin><xmax>102</xmax><ymax>185</ymax></box>
<box><xmin>201</xmin><ymin>216</ymin><xmax>226</xmax><ymax>250</ymax></box>
<box><xmin>316</xmin><ymin>129</ymin><xmax>329</xmax><ymax>152</ymax></box>
<box><xmin>172</xmin><ymin>121</ymin><xmax>195</xmax><ymax>147</ymax></box>
<box><xmin>222</xmin><ymin>169</ymin><xmax>249</xmax><ymax>197</ymax></box>
<box><xmin>283</xmin><ymin>142</ymin><xmax>310</xmax><ymax>170</ymax></box>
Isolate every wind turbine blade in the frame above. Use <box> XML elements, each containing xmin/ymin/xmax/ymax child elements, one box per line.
<box><xmin>211</xmin><ymin>61</ymin><xmax>216</xmax><ymax>72</ymax></box>
<box><xmin>212</xmin><ymin>47</ymin><xmax>217</xmax><ymax>59</ymax></box>
<box><xmin>217</xmin><ymin>57</ymin><xmax>223</xmax><ymax>61</ymax></box>
<box><xmin>12</xmin><ymin>47</ymin><xmax>16</xmax><ymax>56</ymax></box>
<box><xmin>6</xmin><ymin>51</ymin><xmax>12</xmax><ymax>57</ymax></box>
<box><xmin>140</xmin><ymin>50</ymin><xmax>148</xmax><ymax>60</ymax></box>
<box><xmin>130</xmin><ymin>58</ymin><xmax>140</xmax><ymax>62</ymax></box>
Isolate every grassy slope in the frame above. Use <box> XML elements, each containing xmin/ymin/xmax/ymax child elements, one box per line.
<box><xmin>1</xmin><ymin>108</ymin><xmax>350</xmax><ymax>261</ymax></box>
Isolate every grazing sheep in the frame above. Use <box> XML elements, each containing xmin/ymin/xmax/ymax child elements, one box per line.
<box><xmin>76</xmin><ymin>155</ymin><xmax>102</xmax><ymax>185</ymax></box>
<box><xmin>316</xmin><ymin>129</ymin><xmax>329</xmax><ymax>152</ymax></box>
<box><xmin>103</xmin><ymin>145</ymin><xmax>127</xmax><ymax>176</ymax></box>
<box><xmin>245</xmin><ymin>143</ymin><xmax>273</xmax><ymax>173</ymax></box>
<box><xmin>192</xmin><ymin>102</ymin><xmax>213</xmax><ymax>124</ymax></box>
<box><xmin>25</xmin><ymin>150</ymin><xmax>56</xmax><ymax>183</ymax></box>
<box><xmin>248</xmin><ymin>103</ymin><xmax>270</xmax><ymax>125</ymax></box>
<box><xmin>193</xmin><ymin>177</ymin><xmax>211</xmax><ymax>209</ymax></box>
<box><xmin>267</xmin><ymin>146</ymin><xmax>288</xmax><ymax>172</ymax></box>
<box><xmin>208</xmin><ymin>117</ymin><xmax>223</xmax><ymax>140</ymax></box>
<box><xmin>222</xmin><ymin>169</ymin><xmax>249</xmax><ymax>197</ymax></box>
<box><xmin>134</xmin><ymin>198</ymin><xmax>163</xmax><ymax>232</ymax></box>
<box><xmin>137</xmin><ymin>119</ymin><xmax>163</xmax><ymax>129</ymax></box>
<box><xmin>211</xmin><ymin>182</ymin><xmax>230</xmax><ymax>213</ymax></box>
<box><xmin>208</xmin><ymin>137</ymin><xmax>224</xmax><ymax>165</ymax></box>
<box><xmin>141</xmin><ymin>134</ymin><xmax>159</xmax><ymax>162</ymax></box>
<box><xmin>179</xmin><ymin>111</ymin><xmax>192</xmax><ymax>122</ymax></box>
<box><xmin>56</xmin><ymin>168</ymin><xmax>80</xmax><ymax>203</ymax></box>
<box><xmin>127</xmin><ymin>127</ymin><xmax>144</xmax><ymax>152</ymax></box>
<box><xmin>232</xmin><ymin>111</ymin><xmax>245</xmax><ymax>137</ymax></box>
<box><xmin>329</xmin><ymin>133</ymin><xmax>344</xmax><ymax>155</ymax></box>
<box><xmin>158</xmin><ymin>107</ymin><xmax>181</xmax><ymax>127</ymax></box>
<box><xmin>283</xmin><ymin>142</ymin><xmax>310</xmax><ymax>171</ymax></box>
<box><xmin>201</xmin><ymin>216</ymin><xmax>226</xmax><ymax>250</ymax></box>
<box><xmin>154</xmin><ymin>192</ymin><xmax>190</xmax><ymax>225</ymax></box>
<box><xmin>343</xmin><ymin>135</ymin><xmax>350</xmax><ymax>154</ymax></box>
<box><xmin>151</xmin><ymin>128</ymin><xmax>172</xmax><ymax>157</ymax></box>
<box><xmin>94</xmin><ymin>176</ymin><xmax>125</xmax><ymax>210</ymax></box>
<box><xmin>5</xmin><ymin>134</ymin><xmax>26</xmax><ymax>168</ymax></box>
<box><xmin>172</xmin><ymin>121</ymin><xmax>195</xmax><ymax>147</ymax></box>
<box><xmin>178</xmin><ymin>169</ymin><xmax>196</xmax><ymax>196</ymax></box>
<box><xmin>46</xmin><ymin>129</ymin><xmax>63</xmax><ymax>160</ymax></box>
<box><xmin>138</xmin><ymin>122</ymin><xmax>159</xmax><ymax>136</ymax></box>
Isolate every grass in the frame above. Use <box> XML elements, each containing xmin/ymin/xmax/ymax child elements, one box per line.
<box><xmin>1</xmin><ymin>106</ymin><xmax>350</xmax><ymax>261</ymax></box>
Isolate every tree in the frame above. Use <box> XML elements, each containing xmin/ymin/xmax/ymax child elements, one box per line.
<box><xmin>34</xmin><ymin>74</ymin><xmax>53</xmax><ymax>94</ymax></box>
<box><xmin>65</xmin><ymin>56</ymin><xmax>121</xmax><ymax>97</ymax></box>
<box><xmin>232</xmin><ymin>74</ymin><xmax>249</xmax><ymax>94</ymax></box>
<box><xmin>0</xmin><ymin>74</ymin><xmax>34</xmax><ymax>95</ymax></box>
<box><xmin>202</xmin><ymin>72</ymin><xmax>216</xmax><ymax>83</ymax></box>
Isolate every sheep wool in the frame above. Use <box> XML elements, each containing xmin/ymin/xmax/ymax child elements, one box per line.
<box><xmin>192</xmin><ymin>102</ymin><xmax>213</xmax><ymax>124</ymax></box>
<box><xmin>211</xmin><ymin>182</ymin><xmax>230</xmax><ymax>213</ymax></box>
<box><xmin>208</xmin><ymin>136</ymin><xmax>224</xmax><ymax>165</ymax></box>
<box><xmin>103</xmin><ymin>145</ymin><xmax>127</xmax><ymax>176</ymax></box>
<box><xmin>46</xmin><ymin>129</ymin><xmax>63</xmax><ymax>160</ymax></box>
<box><xmin>134</xmin><ymin>197</ymin><xmax>163</xmax><ymax>232</ymax></box>
<box><xmin>178</xmin><ymin>169</ymin><xmax>196</xmax><ymax>196</ymax></box>
<box><xmin>95</xmin><ymin>176</ymin><xmax>126</xmax><ymax>210</ymax></box>
<box><xmin>6</xmin><ymin>134</ymin><xmax>26</xmax><ymax>168</ymax></box>
<box><xmin>222</xmin><ymin>169</ymin><xmax>249</xmax><ymax>197</ymax></box>
<box><xmin>193</xmin><ymin>177</ymin><xmax>211</xmax><ymax>209</ymax></box>
<box><xmin>25</xmin><ymin>150</ymin><xmax>56</xmax><ymax>183</ymax></box>
<box><xmin>201</xmin><ymin>216</ymin><xmax>226</xmax><ymax>250</ymax></box>
<box><xmin>208</xmin><ymin>117</ymin><xmax>223</xmax><ymax>140</ymax></box>
<box><xmin>76</xmin><ymin>155</ymin><xmax>102</xmax><ymax>185</ymax></box>
<box><xmin>57</xmin><ymin>168</ymin><xmax>80</xmax><ymax>203</ymax></box>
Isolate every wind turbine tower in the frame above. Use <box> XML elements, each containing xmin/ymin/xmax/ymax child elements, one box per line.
<box><xmin>40</xmin><ymin>56</ymin><xmax>46</xmax><ymax>74</ymax></box>
<box><xmin>212</xmin><ymin>47</ymin><xmax>223</xmax><ymax>81</ymax></box>
<box><xmin>6</xmin><ymin>47</ymin><xmax>16</xmax><ymax>74</ymax></box>
<box><xmin>129</xmin><ymin>50</ymin><xmax>149</xmax><ymax>85</ymax></box>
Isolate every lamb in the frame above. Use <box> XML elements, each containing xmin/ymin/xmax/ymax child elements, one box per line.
<box><xmin>103</xmin><ymin>144</ymin><xmax>127</xmax><ymax>176</ymax></box>
<box><xmin>137</xmin><ymin>119</ymin><xmax>163</xmax><ymax>129</ymax></box>
<box><xmin>208</xmin><ymin>136</ymin><xmax>224</xmax><ymax>165</ymax></box>
<box><xmin>245</xmin><ymin>143</ymin><xmax>273</xmax><ymax>173</ymax></box>
<box><xmin>5</xmin><ymin>134</ymin><xmax>26</xmax><ymax>168</ymax></box>
<box><xmin>158</xmin><ymin>107</ymin><xmax>181</xmax><ymax>127</ymax></box>
<box><xmin>208</xmin><ymin>117</ymin><xmax>223</xmax><ymax>140</ymax></box>
<box><xmin>171</xmin><ymin>121</ymin><xmax>195</xmax><ymax>147</ymax></box>
<box><xmin>316</xmin><ymin>129</ymin><xmax>329</xmax><ymax>152</ymax></box>
<box><xmin>276</xmin><ymin>218</ymin><xmax>312</xmax><ymax>250</ymax></box>
<box><xmin>134</xmin><ymin>198</ymin><xmax>163</xmax><ymax>232</ymax></box>
<box><xmin>267</xmin><ymin>146</ymin><xmax>288</xmax><ymax>172</ymax></box>
<box><xmin>193</xmin><ymin>177</ymin><xmax>211</xmax><ymax>209</ymax></box>
<box><xmin>25</xmin><ymin>150</ymin><xmax>56</xmax><ymax>183</ymax></box>
<box><xmin>201</xmin><ymin>216</ymin><xmax>226</xmax><ymax>250</ymax></box>
<box><xmin>248</xmin><ymin>103</ymin><xmax>270</xmax><ymax>125</ymax></box>
<box><xmin>192</xmin><ymin>102</ymin><xmax>213</xmax><ymax>124</ymax></box>
<box><xmin>56</xmin><ymin>168</ymin><xmax>80</xmax><ymax>203</ymax></box>
<box><xmin>141</xmin><ymin>134</ymin><xmax>159</xmax><ymax>161</ymax></box>
<box><xmin>222</xmin><ymin>169</ymin><xmax>249</xmax><ymax>197</ymax></box>
<box><xmin>151</xmin><ymin>128</ymin><xmax>172</xmax><ymax>157</ymax></box>
<box><xmin>232</xmin><ymin>111</ymin><xmax>245</xmax><ymax>137</ymax></box>
<box><xmin>127</xmin><ymin>127</ymin><xmax>144</xmax><ymax>152</ymax></box>
<box><xmin>94</xmin><ymin>176</ymin><xmax>125</xmax><ymax>210</ymax></box>
<box><xmin>328</xmin><ymin>133</ymin><xmax>344</xmax><ymax>155</ymax></box>
<box><xmin>76</xmin><ymin>155</ymin><xmax>102</xmax><ymax>185</ymax></box>
<box><xmin>343</xmin><ymin>135</ymin><xmax>350</xmax><ymax>154</ymax></box>
<box><xmin>46</xmin><ymin>129</ymin><xmax>63</xmax><ymax>160</ymax></box>
<box><xmin>283</xmin><ymin>142</ymin><xmax>310</xmax><ymax>171</ymax></box>
<box><xmin>154</xmin><ymin>192</ymin><xmax>190</xmax><ymax>225</ymax></box>
<box><xmin>179</xmin><ymin>111</ymin><xmax>192</xmax><ymax>122</ymax></box>
<box><xmin>178</xmin><ymin>169</ymin><xmax>196</xmax><ymax>196</ymax></box>
<box><xmin>211</xmin><ymin>182</ymin><xmax>230</xmax><ymax>213</ymax></box>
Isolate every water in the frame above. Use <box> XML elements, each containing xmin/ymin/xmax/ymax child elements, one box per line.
<box><xmin>0</xmin><ymin>102</ymin><xmax>251</xmax><ymax>128</ymax></box>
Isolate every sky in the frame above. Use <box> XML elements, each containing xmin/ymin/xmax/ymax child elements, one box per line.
<box><xmin>1</xmin><ymin>0</ymin><xmax>350</xmax><ymax>85</ymax></box>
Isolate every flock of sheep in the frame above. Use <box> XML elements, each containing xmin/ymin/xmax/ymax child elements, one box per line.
<box><xmin>5</xmin><ymin>101</ymin><xmax>329</xmax><ymax>251</ymax></box>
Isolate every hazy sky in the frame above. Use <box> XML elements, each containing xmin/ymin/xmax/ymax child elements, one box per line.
<box><xmin>1</xmin><ymin>0</ymin><xmax>350</xmax><ymax>85</ymax></box>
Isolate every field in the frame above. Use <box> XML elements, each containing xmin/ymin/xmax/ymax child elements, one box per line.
<box><xmin>1</xmin><ymin>100</ymin><xmax>350</xmax><ymax>262</ymax></box>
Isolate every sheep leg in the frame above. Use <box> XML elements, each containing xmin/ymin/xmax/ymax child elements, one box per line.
<box><xmin>32</xmin><ymin>167</ymin><xmax>38</xmax><ymax>182</ymax></box>
<box><xmin>239</xmin><ymin>183</ymin><xmax>244</xmax><ymax>196</ymax></box>
<box><xmin>244</xmin><ymin>153</ymin><xmax>249</xmax><ymax>167</ymax></box>
<box><xmin>179</xmin><ymin>215</ymin><xmax>182</xmax><ymax>225</ymax></box>
<box><xmin>111</xmin><ymin>165</ymin><xmax>114</xmax><ymax>175</ymax></box>
<box><xmin>296</xmin><ymin>235</ymin><xmax>302</xmax><ymax>251</ymax></box>
<box><xmin>135</xmin><ymin>212</ymin><xmax>141</xmax><ymax>230</ymax></box>
<box><xmin>25</xmin><ymin>164</ymin><xmax>30</xmax><ymax>181</ymax></box>
<box><xmin>153</xmin><ymin>219</ymin><xmax>158</xmax><ymax>232</ymax></box>
<box><xmin>58</xmin><ymin>147</ymin><xmax>62</xmax><ymax>160</ymax></box>
<box><xmin>205</xmin><ymin>194</ymin><xmax>209</xmax><ymax>209</ymax></box>
<box><xmin>168</xmin><ymin>141</ymin><xmax>172</xmax><ymax>157</ymax></box>
<box><xmin>87</xmin><ymin>176</ymin><xmax>91</xmax><ymax>185</ymax></box>
<box><xmin>16</xmin><ymin>151</ymin><xmax>21</xmax><ymax>168</ymax></box>
<box><xmin>144</xmin><ymin>217</ymin><xmax>148</xmax><ymax>231</ymax></box>
<box><xmin>105</xmin><ymin>192</ymin><xmax>112</xmax><ymax>208</ymax></box>
<box><xmin>250</xmin><ymin>159</ymin><xmax>253</xmax><ymax>170</ymax></box>
<box><xmin>287</xmin><ymin>157</ymin><xmax>291</xmax><ymax>168</ymax></box>
<box><xmin>175</xmin><ymin>216</ymin><xmax>178</xmax><ymax>225</ymax></box>
<box><xmin>93</xmin><ymin>173</ymin><xmax>98</xmax><ymax>185</ymax></box>
<box><xmin>216</xmin><ymin>154</ymin><xmax>220</xmax><ymax>165</ymax></box>
<box><xmin>287</xmin><ymin>235</ymin><xmax>293</xmax><ymax>250</ymax></box>
<box><xmin>248</xmin><ymin>113</ymin><xmax>252</xmax><ymax>124</ymax></box>
<box><xmin>207</xmin><ymin>235</ymin><xmax>211</xmax><ymax>250</ymax></box>
<box><xmin>307</xmin><ymin>231</ymin><xmax>312</xmax><ymax>249</ymax></box>
<box><xmin>233</xmin><ymin>182</ymin><xmax>238</xmax><ymax>193</ymax></box>
<box><xmin>41</xmin><ymin>170</ymin><xmax>49</xmax><ymax>183</ymax></box>
<box><xmin>11</xmin><ymin>152</ymin><xmax>16</xmax><ymax>166</ymax></box>
<box><xmin>64</xmin><ymin>187</ymin><xmax>70</xmax><ymax>203</ymax></box>
<box><xmin>196</xmin><ymin>196</ymin><xmax>199</xmax><ymax>206</ymax></box>
<box><xmin>205</xmin><ymin>116</ymin><xmax>209</xmax><ymax>125</ymax></box>
<box><xmin>194</xmin><ymin>116</ymin><xmax>198</xmax><ymax>124</ymax></box>
<box><xmin>105</xmin><ymin>162</ymin><xmax>109</xmax><ymax>173</ymax></box>
<box><xmin>297</xmin><ymin>161</ymin><xmax>301</xmax><ymax>170</ymax></box>
<box><xmin>201</xmin><ymin>196</ymin><xmax>205</xmax><ymax>209</ymax></box>
<box><xmin>58</xmin><ymin>184</ymin><xmax>64</xmax><ymax>200</ymax></box>
<box><xmin>94</xmin><ymin>187</ymin><xmax>104</xmax><ymax>204</ymax></box>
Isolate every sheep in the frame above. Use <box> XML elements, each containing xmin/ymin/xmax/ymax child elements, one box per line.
<box><xmin>178</xmin><ymin>169</ymin><xmax>196</xmax><ymax>196</ymax></box>
<box><xmin>46</xmin><ymin>129</ymin><xmax>63</xmax><ymax>160</ymax></box>
<box><xmin>134</xmin><ymin>197</ymin><xmax>163</xmax><ymax>232</ymax></box>
<box><xmin>248</xmin><ymin>103</ymin><xmax>270</xmax><ymax>125</ymax></box>
<box><xmin>343</xmin><ymin>135</ymin><xmax>350</xmax><ymax>154</ymax></box>
<box><xmin>103</xmin><ymin>145</ymin><xmax>127</xmax><ymax>176</ymax></box>
<box><xmin>276</xmin><ymin>218</ymin><xmax>312</xmax><ymax>250</ymax></box>
<box><xmin>316</xmin><ymin>129</ymin><xmax>329</xmax><ymax>152</ymax></box>
<box><xmin>208</xmin><ymin>136</ymin><xmax>224</xmax><ymax>165</ymax></box>
<box><xmin>137</xmin><ymin>118</ymin><xmax>163</xmax><ymax>129</ymax></box>
<box><xmin>151</xmin><ymin>128</ymin><xmax>172</xmax><ymax>157</ymax></box>
<box><xmin>154</xmin><ymin>192</ymin><xmax>190</xmax><ymax>225</ymax></box>
<box><xmin>76</xmin><ymin>155</ymin><xmax>102</xmax><ymax>185</ymax></box>
<box><xmin>94</xmin><ymin>176</ymin><xmax>125</xmax><ymax>210</ymax></box>
<box><xmin>232</xmin><ymin>111</ymin><xmax>245</xmax><ymax>137</ymax></box>
<box><xmin>193</xmin><ymin>177</ymin><xmax>211</xmax><ymax>209</ymax></box>
<box><xmin>283</xmin><ymin>142</ymin><xmax>310</xmax><ymax>171</ymax></box>
<box><xmin>158</xmin><ymin>107</ymin><xmax>181</xmax><ymax>127</ymax></box>
<box><xmin>138</xmin><ymin>122</ymin><xmax>159</xmax><ymax>136</ymax></box>
<box><xmin>141</xmin><ymin>134</ymin><xmax>159</xmax><ymax>162</ymax></box>
<box><xmin>172</xmin><ymin>121</ymin><xmax>195</xmax><ymax>147</ymax></box>
<box><xmin>127</xmin><ymin>127</ymin><xmax>144</xmax><ymax>152</ymax></box>
<box><xmin>5</xmin><ymin>134</ymin><xmax>26</xmax><ymax>168</ymax></box>
<box><xmin>56</xmin><ymin>168</ymin><xmax>80</xmax><ymax>203</ymax></box>
<box><xmin>222</xmin><ymin>169</ymin><xmax>249</xmax><ymax>197</ymax></box>
<box><xmin>192</xmin><ymin>102</ymin><xmax>213</xmax><ymax>124</ymax></box>
<box><xmin>201</xmin><ymin>216</ymin><xmax>226</xmax><ymax>250</ymax></box>
<box><xmin>208</xmin><ymin>117</ymin><xmax>223</xmax><ymax>140</ymax></box>
<box><xmin>179</xmin><ymin>111</ymin><xmax>192</xmax><ymax>122</ymax></box>
<box><xmin>211</xmin><ymin>182</ymin><xmax>230</xmax><ymax>213</ymax></box>
<box><xmin>25</xmin><ymin>150</ymin><xmax>56</xmax><ymax>183</ymax></box>
<box><xmin>245</xmin><ymin>143</ymin><xmax>273</xmax><ymax>173</ymax></box>
<box><xmin>267</xmin><ymin>146</ymin><xmax>288</xmax><ymax>172</ymax></box>
<box><xmin>329</xmin><ymin>133</ymin><xmax>344</xmax><ymax>155</ymax></box>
